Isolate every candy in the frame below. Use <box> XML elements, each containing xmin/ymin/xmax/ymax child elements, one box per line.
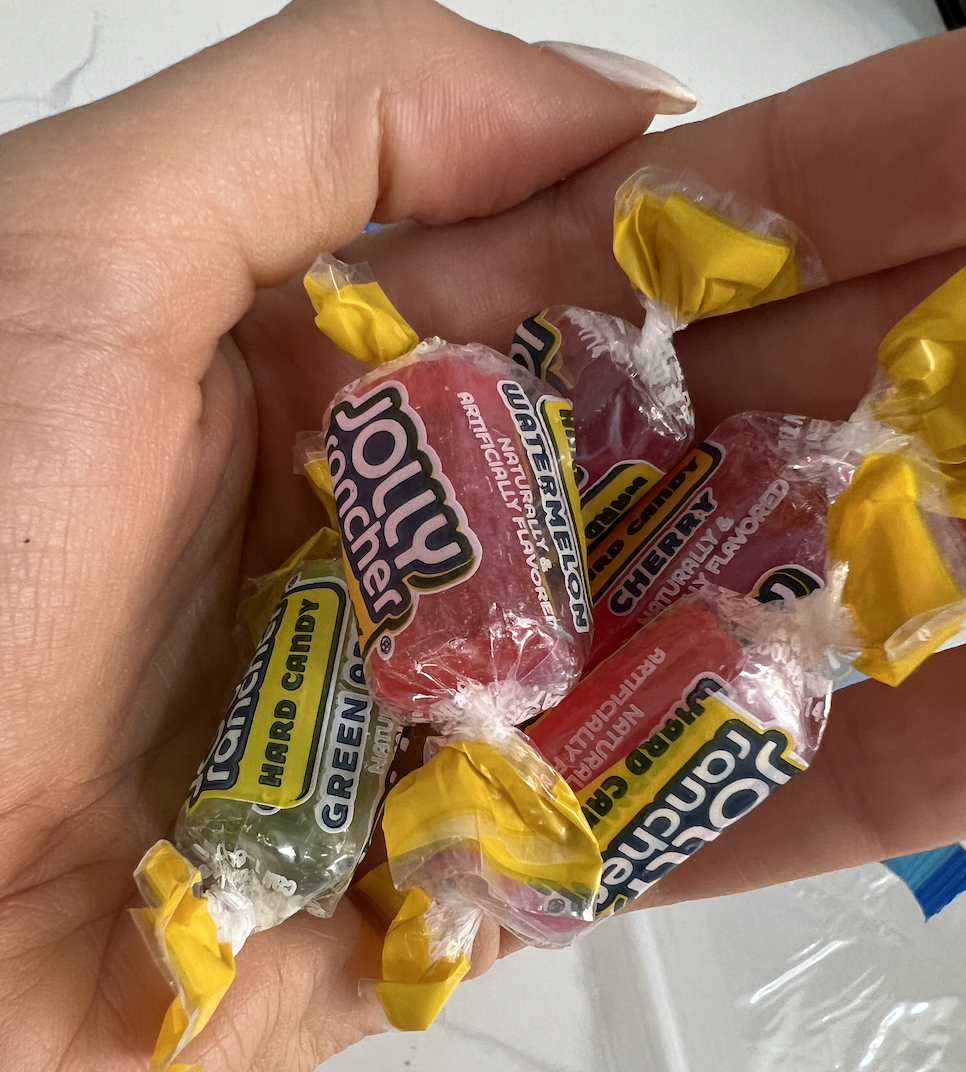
<box><xmin>504</xmin><ymin>166</ymin><xmax>826</xmax><ymax>567</ymax></box>
<box><xmin>529</xmin><ymin>589</ymin><xmax>829</xmax><ymax>916</ymax></box>
<box><xmin>528</xmin><ymin>600</ymin><xmax>745</xmax><ymax>791</ymax></box>
<box><xmin>508</xmin><ymin>305</ymin><xmax>693</xmax><ymax>546</ymax></box>
<box><xmin>587</xmin><ymin>411</ymin><xmax>843</xmax><ymax>668</ymax></box>
<box><xmin>135</xmin><ymin>531</ymin><xmax>406</xmax><ymax>1069</ymax></box>
<box><xmin>322</xmin><ymin>339</ymin><xmax>591</xmax><ymax>726</ymax></box>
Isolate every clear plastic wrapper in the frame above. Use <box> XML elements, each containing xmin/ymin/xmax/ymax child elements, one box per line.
<box><xmin>320</xmin><ymin>338</ymin><xmax>591</xmax><ymax>727</ymax></box>
<box><xmin>506</xmin><ymin>165</ymin><xmax>827</xmax><ymax>558</ymax></box>
<box><xmin>528</xmin><ymin>586</ymin><xmax>833</xmax><ymax>915</ymax></box>
<box><xmin>508</xmin><ymin>305</ymin><xmax>693</xmax><ymax>544</ymax></box>
<box><xmin>134</xmin><ymin>530</ymin><xmax>407</xmax><ymax>1070</ymax></box>
<box><xmin>305</xmin><ymin>258</ymin><xmax>602</xmax><ymax>1028</ymax></box>
<box><xmin>862</xmin><ymin>267</ymin><xmax>966</xmax><ymax>514</ymax></box>
<box><xmin>587</xmin><ymin>408</ymin><xmax>966</xmax><ymax>678</ymax></box>
<box><xmin>302</xmin><ymin>199</ymin><xmax>966</xmax><ymax>1034</ymax></box>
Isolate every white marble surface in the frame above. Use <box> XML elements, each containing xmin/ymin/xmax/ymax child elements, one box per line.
<box><xmin>0</xmin><ymin>0</ymin><xmax>945</xmax><ymax>136</ymax></box>
<box><xmin>4</xmin><ymin>2</ymin><xmax>963</xmax><ymax>1070</ymax></box>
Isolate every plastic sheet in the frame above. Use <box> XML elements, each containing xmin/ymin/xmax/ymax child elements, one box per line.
<box><xmin>324</xmin><ymin>863</ymin><xmax>966</xmax><ymax>1072</ymax></box>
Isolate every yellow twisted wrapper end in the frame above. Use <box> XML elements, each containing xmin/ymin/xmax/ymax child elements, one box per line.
<box><xmin>873</xmin><ymin>266</ymin><xmax>966</xmax><ymax>518</ymax></box>
<box><xmin>355</xmin><ymin>862</ymin><xmax>473</xmax><ymax>1032</ymax></box>
<box><xmin>133</xmin><ymin>841</ymin><xmax>236</xmax><ymax>1072</ymax></box>
<box><xmin>367</xmin><ymin>738</ymin><xmax>601</xmax><ymax>1030</ymax></box>
<box><xmin>613</xmin><ymin>172</ymin><xmax>810</xmax><ymax>325</ymax></box>
<box><xmin>304</xmin><ymin>254</ymin><xmax>419</xmax><ymax>365</ymax></box>
<box><xmin>237</xmin><ymin>527</ymin><xmax>342</xmax><ymax>646</ymax></box>
<box><xmin>827</xmin><ymin>451</ymin><xmax>966</xmax><ymax>686</ymax></box>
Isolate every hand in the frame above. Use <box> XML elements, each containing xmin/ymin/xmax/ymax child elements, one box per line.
<box><xmin>0</xmin><ymin>2</ymin><xmax>677</xmax><ymax>1069</ymax></box>
<box><xmin>2</xmin><ymin>4</ymin><xmax>965</xmax><ymax>1071</ymax></box>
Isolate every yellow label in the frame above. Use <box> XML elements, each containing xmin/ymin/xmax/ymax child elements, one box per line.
<box><xmin>579</xmin><ymin>691</ymin><xmax>803</xmax><ymax>916</ymax></box>
<box><xmin>540</xmin><ymin>395</ymin><xmax>591</xmax><ymax>593</ymax></box>
<box><xmin>508</xmin><ymin>311</ymin><xmax>564</xmax><ymax>382</ymax></box>
<box><xmin>581</xmin><ymin>460</ymin><xmax>664</xmax><ymax>544</ymax></box>
<box><xmin>187</xmin><ymin>577</ymin><xmax>348</xmax><ymax>810</ymax></box>
<box><xmin>587</xmin><ymin>442</ymin><xmax>722</xmax><ymax>603</ymax></box>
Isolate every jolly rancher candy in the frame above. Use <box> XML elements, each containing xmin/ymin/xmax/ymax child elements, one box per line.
<box><xmin>134</xmin><ymin>530</ymin><xmax>407</xmax><ymax>1070</ymax></box>
<box><xmin>525</xmin><ymin>267</ymin><xmax>966</xmax><ymax>916</ymax></box>
<box><xmin>305</xmin><ymin>260</ymin><xmax>602</xmax><ymax>1029</ymax></box>
<box><xmin>508</xmin><ymin>166</ymin><xmax>827</xmax><ymax>565</ymax></box>
<box><xmin>587</xmin><ymin>410</ymin><xmax>843</xmax><ymax>667</ymax></box>
<box><xmin>508</xmin><ymin>304</ymin><xmax>693</xmax><ymax>547</ymax></box>
<box><xmin>588</xmin><ymin>265</ymin><xmax>966</xmax><ymax>673</ymax></box>
<box><xmin>320</xmin><ymin>337</ymin><xmax>592</xmax><ymax>725</ymax></box>
<box><xmin>528</xmin><ymin>589</ymin><xmax>829</xmax><ymax>915</ymax></box>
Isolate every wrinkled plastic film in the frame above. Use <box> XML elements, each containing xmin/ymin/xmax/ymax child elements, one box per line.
<box><xmin>613</xmin><ymin>165</ymin><xmax>827</xmax><ymax>328</ymax></box>
<box><xmin>135</xmin><ymin>533</ymin><xmax>406</xmax><ymax>1067</ymax></box>
<box><xmin>312</xmin><ymin>318</ymin><xmax>600</xmax><ymax>1024</ymax></box>
<box><xmin>868</xmin><ymin>265</ymin><xmax>966</xmax><ymax>518</ymax></box>
<box><xmin>304</xmin><ymin>255</ymin><xmax>419</xmax><ymax>366</ymax></box>
<box><xmin>506</xmin><ymin>169</ymin><xmax>827</xmax><ymax>616</ymax></box>
<box><xmin>321</xmin><ymin>340</ymin><xmax>591</xmax><ymax>728</ymax></box>
<box><xmin>591</xmin><ymin>864</ymin><xmax>966</xmax><ymax>1072</ymax></box>
<box><xmin>528</xmin><ymin>587</ymin><xmax>833</xmax><ymax>916</ymax></box>
<box><xmin>509</xmin><ymin>305</ymin><xmax>694</xmax><ymax>550</ymax></box>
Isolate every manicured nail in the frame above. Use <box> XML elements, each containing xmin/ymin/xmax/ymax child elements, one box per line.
<box><xmin>537</xmin><ymin>41</ymin><xmax>696</xmax><ymax>115</ymax></box>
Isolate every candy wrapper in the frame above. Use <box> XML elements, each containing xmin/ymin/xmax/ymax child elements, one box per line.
<box><xmin>861</xmin><ymin>265</ymin><xmax>966</xmax><ymax>520</ymax></box>
<box><xmin>302</xmin><ymin>188</ymin><xmax>966</xmax><ymax>1030</ymax></box>
<box><xmin>319</xmin><ymin>340</ymin><xmax>591</xmax><ymax>724</ymax></box>
<box><xmin>134</xmin><ymin>530</ymin><xmax>407</xmax><ymax>1070</ymax></box>
<box><xmin>506</xmin><ymin>167</ymin><xmax>826</xmax><ymax>557</ymax></box>
<box><xmin>305</xmin><ymin>260</ymin><xmax>602</xmax><ymax>1028</ymax></box>
<box><xmin>524</xmin><ymin>264</ymin><xmax>966</xmax><ymax>914</ymax></box>
<box><xmin>587</xmin><ymin>409</ymin><xmax>847</xmax><ymax>667</ymax></box>
<box><xmin>508</xmin><ymin>305</ymin><xmax>693</xmax><ymax>543</ymax></box>
<box><xmin>528</xmin><ymin>587</ymin><xmax>831</xmax><ymax>915</ymax></box>
<box><xmin>589</xmin><ymin>267</ymin><xmax>966</xmax><ymax>678</ymax></box>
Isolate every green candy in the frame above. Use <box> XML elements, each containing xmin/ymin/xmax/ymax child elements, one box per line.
<box><xmin>176</xmin><ymin>550</ymin><xmax>404</xmax><ymax>941</ymax></box>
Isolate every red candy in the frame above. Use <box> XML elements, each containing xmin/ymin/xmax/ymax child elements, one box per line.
<box><xmin>528</xmin><ymin>602</ymin><xmax>744</xmax><ymax>791</ymax></box>
<box><xmin>586</xmin><ymin>412</ymin><xmax>844</xmax><ymax>668</ymax></box>
<box><xmin>509</xmin><ymin>306</ymin><xmax>693</xmax><ymax>548</ymax></box>
<box><xmin>323</xmin><ymin>342</ymin><xmax>592</xmax><ymax>725</ymax></box>
<box><xmin>528</xmin><ymin>592</ymin><xmax>829</xmax><ymax>914</ymax></box>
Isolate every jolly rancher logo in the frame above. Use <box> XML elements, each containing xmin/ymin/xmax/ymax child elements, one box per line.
<box><xmin>326</xmin><ymin>381</ymin><xmax>481</xmax><ymax>657</ymax></box>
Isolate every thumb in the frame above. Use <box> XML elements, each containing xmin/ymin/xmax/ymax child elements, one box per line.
<box><xmin>0</xmin><ymin>0</ymin><xmax>691</xmax><ymax>362</ymax></box>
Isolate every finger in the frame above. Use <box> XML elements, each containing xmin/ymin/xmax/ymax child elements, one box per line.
<box><xmin>676</xmin><ymin>245</ymin><xmax>966</xmax><ymax>432</ymax></box>
<box><xmin>345</xmin><ymin>29</ymin><xmax>966</xmax><ymax>349</ymax></box>
<box><xmin>0</xmin><ymin>0</ymin><xmax>675</xmax><ymax>374</ymax></box>
<box><xmin>0</xmin><ymin>0</ymin><xmax>675</xmax><ymax>838</ymax></box>
<box><xmin>182</xmin><ymin>900</ymin><xmax>386</xmax><ymax>1072</ymax></box>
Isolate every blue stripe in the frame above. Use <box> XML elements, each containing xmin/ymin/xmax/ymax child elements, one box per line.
<box><xmin>885</xmin><ymin>844</ymin><xmax>966</xmax><ymax>918</ymax></box>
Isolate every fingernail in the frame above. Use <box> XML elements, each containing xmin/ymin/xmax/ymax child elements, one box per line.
<box><xmin>537</xmin><ymin>41</ymin><xmax>696</xmax><ymax>115</ymax></box>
